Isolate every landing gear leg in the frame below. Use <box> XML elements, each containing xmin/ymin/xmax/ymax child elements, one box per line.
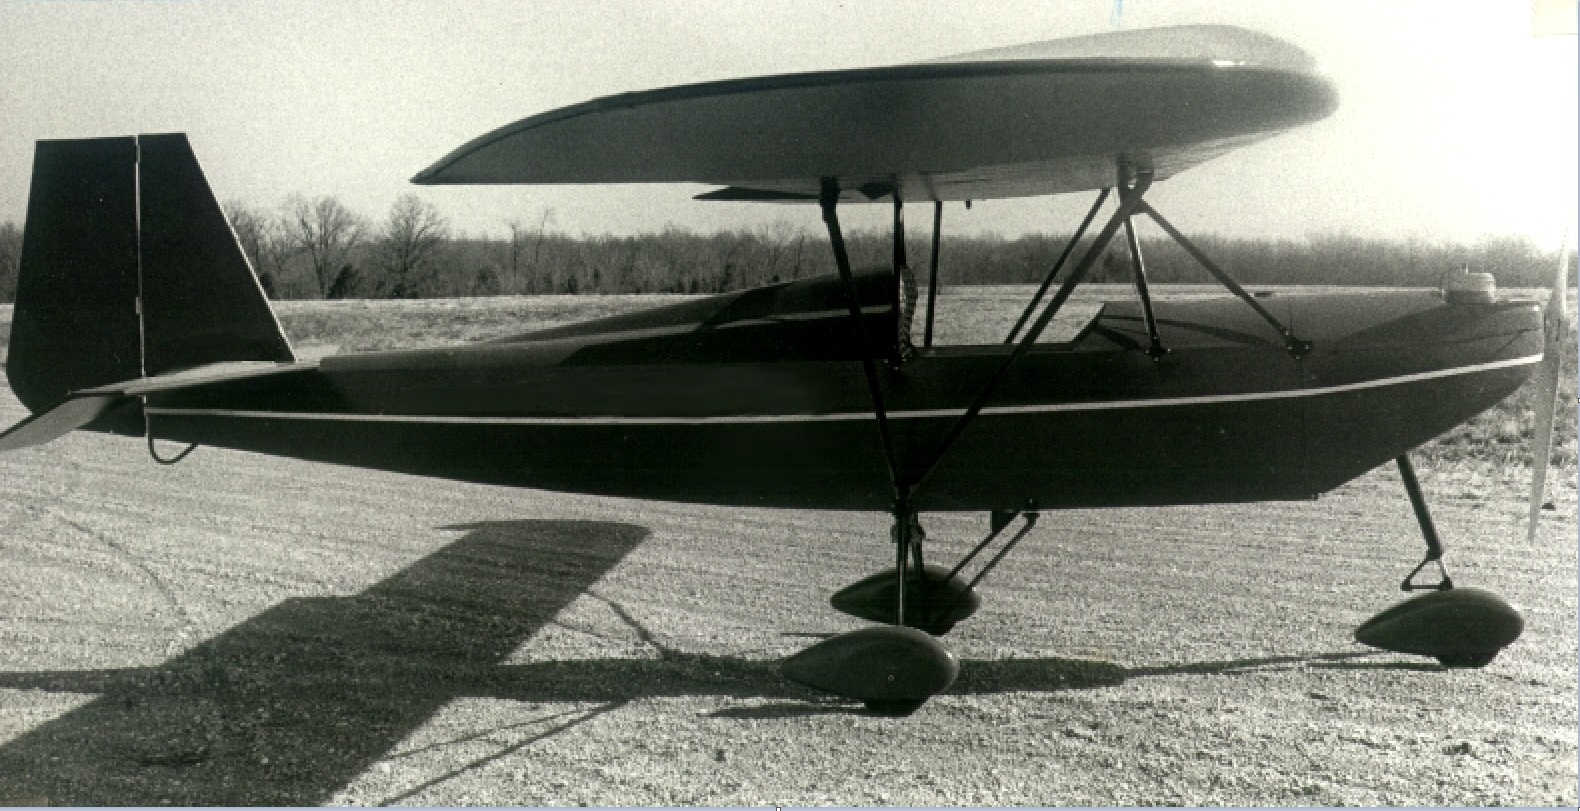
<box><xmin>850</xmin><ymin>506</ymin><xmax>946</xmax><ymax>716</ymax></box>
<box><xmin>1396</xmin><ymin>454</ymin><xmax>1451</xmax><ymax>592</ymax></box>
<box><xmin>893</xmin><ymin>503</ymin><xmax>912</xmax><ymax>627</ymax></box>
<box><xmin>1353</xmin><ymin>454</ymin><xmax>1524</xmax><ymax>667</ymax></box>
<box><xmin>889</xmin><ymin>507</ymin><xmax>930</xmax><ymax>624</ymax></box>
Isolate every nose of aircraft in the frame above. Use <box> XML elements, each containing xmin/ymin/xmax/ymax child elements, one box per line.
<box><xmin>1292</xmin><ymin>289</ymin><xmax>1543</xmax><ymax>492</ymax></box>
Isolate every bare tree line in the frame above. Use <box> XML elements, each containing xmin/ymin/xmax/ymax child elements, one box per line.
<box><xmin>0</xmin><ymin>222</ymin><xmax>19</xmax><ymax>302</ymax></box>
<box><xmin>225</xmin><ymin>194</ymin><xmax>445</xmax><ymax>300</ymax></box>
<box><xmin>0</xmin><ymin>197</ymin><xmax>1573</xmax><ymax>303</ymax></box>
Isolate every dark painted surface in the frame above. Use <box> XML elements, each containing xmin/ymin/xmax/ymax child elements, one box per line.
<box><xmin>1354</xmin><ymin>587</ymin><xmax>1525</xmax><ymax>665</ymax></box>
<box><xmin>8</xmin><ymin>137</ymin><xmax>141</xmax><ymax>412</ymax></box>
<box><xmin>779</xmin><ymin>626</ymin><xmax>959</xmax><ymax>703</ymax></box>
<box><xmin>5</xmin><ymin>134</ymin><xmax>293</xmax><ymax>436</ymax></box>
<box><xmin>138</xmin><ymin>133</ymin><xmax>295</xmax><ymax>374</ymax></box>
<box><xmin>10</xmin><ymin>138</ymin><xmax>1531</xmax><ymax>513</ymax></box>
<box><xmin>131</xmin><ymin>282</ymin><xmax>1541</xmax><ymax>512</ymax></box>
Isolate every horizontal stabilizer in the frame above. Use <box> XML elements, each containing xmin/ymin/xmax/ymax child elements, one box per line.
<box><xmin>0</xmin><ymin>361</ymin><xmax>313</xmax><ymax>452</ymax></box>
<box><xmin>74</xmin><ymin>359</ymin><xmax>314</xmax><ymax>398</ymax></box>
<box><xmin>0</xmin><ymin>395</ymin><xmax>123</xmax><ymax>451</ymax></box>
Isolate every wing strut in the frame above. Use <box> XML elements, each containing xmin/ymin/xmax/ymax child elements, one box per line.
<box><xmin>824</xmin><ymin>179</ymin><xmax>926</xmax><ymax>624</ymax></box>
<box><xmin>922</xmin><ymin>201</ymin><xmax>943</xmax><ymax>349</ymax></box>
<box><xmin>1138</xmin><ymin>201</ymin><xmax>1310</xmax><ymax>358</ymax></box>
<box><xmin>913</xmin><ymin>170</ymin><xmax>1155</xmax><ymax>496</ymax></box>
<box><xmin>1120</xmin><ymin>173</ymin><xmax>1167</xmax><ymax>359</ymax></box>
<box><xmin>1005</xmin><ymin>187</ymin><xmax>1111</xmax><ymax>343</ymax></box>
<box><xmin>891</xmin><ymin>193</ymin><xmax>916</xmax><ymax>362</ymax></box>
<box><xmin>820</xmin><ymin>178</ymin><xmax>902</xmax><ymax>506</ymax></box>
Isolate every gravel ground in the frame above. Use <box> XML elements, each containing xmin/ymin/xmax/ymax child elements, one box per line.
<box><xmin>0</xmin><ymin>381</ymin><xmax>1575</xmax><ymax>806</ymax></box>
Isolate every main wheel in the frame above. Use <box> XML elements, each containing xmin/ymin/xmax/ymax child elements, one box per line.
<box><xmin>829</xmin><ymin>564</ymin><xmax>982</xmax><ymax>634</ymax></box>
<box><xmin>1436</xmin><ymin>651</ymin><xmax>1498</xmax><ymax>668</ymax></box>
<box><xmin>864</xmin><ymin>698</ymin><xmax>927</xmax><ymax>716</ymax></box>
<box><xmin>1355</xmin><ymin>587</ymin><xmax>1523</xmax><ymax>666</ymax></box>
<box><xmin>781</xmin><ymin>625</ymin><xmax>959</xmax><ymax>710</ymax></box>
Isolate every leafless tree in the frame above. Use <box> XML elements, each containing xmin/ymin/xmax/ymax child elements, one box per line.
<box><xmin>378</xmin><ymin>195</ymin><xmax>450</xmax><ymax>298</ymax></box>
<box><xmin>503</xmin><ymin>208</ymin><xmax>554</xmax><ymax>293</ymax></box>
<box><xmin>756</xmin><ymin>219</ymin><xmax>809</xmax><ymax>283</ymax></box>
<box><xmin>503</xmin><ymin>218</ymin><xmax>527</xmax><ymax>292</ymax></box>
<box><xmin>0</xmin><ymin>221</ymin><xmax>22</xmax><ymax>303</ymax></box>
<box><xmin>223</xmin><ymin>200</ymin><xmax>290</xmax><ymax>297</ymax></box>
<box><xmin>283</xmin><ymin>195</ymin><xmax>366</xmax><ymax>298</ymax></box>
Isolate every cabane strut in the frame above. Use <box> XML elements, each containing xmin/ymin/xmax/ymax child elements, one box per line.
<box><xmin>819</xmin><ymin>162</ymin><xmax>1320</xmax><ymax>635</ymax></box>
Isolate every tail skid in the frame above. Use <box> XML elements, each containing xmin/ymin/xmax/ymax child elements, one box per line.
<box><xmin>6</xmin><ymin>133</ymin><xmax>294</xmax><ymax>418</ymax></box>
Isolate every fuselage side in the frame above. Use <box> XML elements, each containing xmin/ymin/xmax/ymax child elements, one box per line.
<box><xmin>133</xmin><ymin>277</ymin><xmax>1542</xmax><ymax>512</ymax></box>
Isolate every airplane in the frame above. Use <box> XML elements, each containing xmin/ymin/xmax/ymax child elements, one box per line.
<box><xmin>0</xmin><ymin>24</ymin><xmax>1567</xmax><ymax>714</ymax></box>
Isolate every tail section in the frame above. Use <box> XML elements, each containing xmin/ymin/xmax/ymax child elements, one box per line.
<box><xmin>7</xmin><ymin>133</ymin><xmax>293</xmax><ymax>414</ymax></box>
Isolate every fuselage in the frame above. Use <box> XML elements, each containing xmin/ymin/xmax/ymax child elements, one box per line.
<box><xmin>132</xmin><ymin>275</ymin><xmax>1542</xmax><ymax>512</ymax></box>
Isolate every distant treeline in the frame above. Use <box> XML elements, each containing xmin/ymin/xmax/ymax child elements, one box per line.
<box><xmin>0</xmin><ymin>196</ymin><xmax>1573</xmax><ymax>302</ymax></box>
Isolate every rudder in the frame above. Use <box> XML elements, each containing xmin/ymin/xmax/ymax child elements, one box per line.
<box><xmin>7</xmin><ymin>137</ymin><xmax>142</xmax><ymax>412</ymax></box>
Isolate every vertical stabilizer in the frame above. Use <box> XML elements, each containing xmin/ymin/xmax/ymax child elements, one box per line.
<box><xmin>6</xmin><ymin>133</ymin><xmax>295</xmax><ymax>415</ymax></box>
<box><xmin>138</xmin><ymin>133</ymin><xmax>294</xmax><ymax>375</ymax></box>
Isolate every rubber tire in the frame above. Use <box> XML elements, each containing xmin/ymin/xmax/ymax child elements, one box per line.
<box><xmin>864</xmin><ymin>698</ymin><xmax>927</xmax><ymax>716</ymax></box>
<box><xmin>1437</xmin><ymin>650</ymin><xmax>1498</xmax><ymax>668</ymax></box>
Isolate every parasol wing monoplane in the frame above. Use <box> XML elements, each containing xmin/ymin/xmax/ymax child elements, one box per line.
<box><xmin>2</xmin><ymin>25</ymin><xmax>1563</xmax><ymax>713</ymax></box>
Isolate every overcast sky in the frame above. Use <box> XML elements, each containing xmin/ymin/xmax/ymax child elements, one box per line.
<box><xmin>2</xmin><ymin>1</ymin><xmax>1575</xmax><ymax>247</ymax></box>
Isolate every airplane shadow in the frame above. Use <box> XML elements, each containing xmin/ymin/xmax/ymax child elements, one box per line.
<box><xmin>0</xmin><ymin>519</ymin><xmax>649</xmax><ymax>806</ymax></box>
<box><xmin>704</xmin><ymin>657</ymin><xmax>1135</xmax><ymax>720</ymax></box>
<box><xmin>0</xmin><ymin>516</ymin><xmax>1416</xmax><ymax>805</ymax></box>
